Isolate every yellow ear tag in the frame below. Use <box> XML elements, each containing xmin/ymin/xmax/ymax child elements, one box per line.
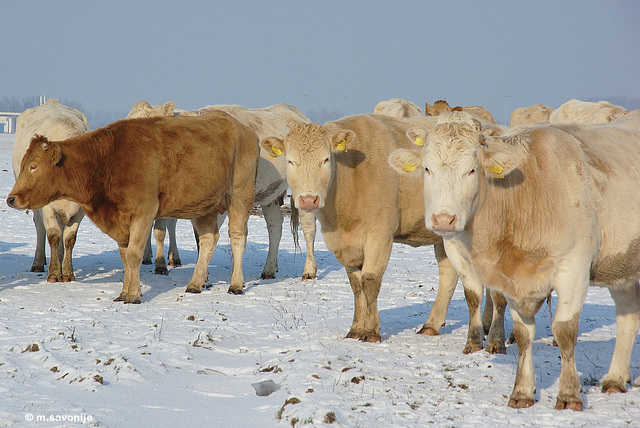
<box><xmin>413</xmin><ymin>137</ymin><xmax>425</xmax><ymax>146</ymax></box>
<box><xmin>336</xmin><ymin>139</ymin><xmax>347</xmax><ymax>152</ymax></box>
<box><xmin>403</xmin><ymin>163</ymin><xmax>416</xmax><ymax>172</ymax></box>
<box><xmin>489</xmin><ymin>164</ymin><xmax>503</xmax><ymax>175</ymax></box>
<box><xmin>269</xmin><ymin>147</ymin><xmax>282</xmax><ymax>158</ymax></box>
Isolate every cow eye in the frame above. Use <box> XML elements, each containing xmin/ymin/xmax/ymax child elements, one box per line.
<box><xmin>424</xmin><ymin>167</ymin><xmax>430</xmax><ymax>175</ymax></box>
<box><xmin>287</xmin><ymin>160</ymin><xmax>296</xmax><ymax>167</ymax></box>
<box><xmin>469</xmin><ymin>168</ymin><xmax>476</xmax><ymax>176</ymax></box>
<box><xmin>322</xmin><ymin>157</ymin><xmax>330</xmax><ymax>165</ymax></box>
<box><xmin>29</xmin><ymin>164</ymin><xmax>38</xmax><ymax>172</ymax></box>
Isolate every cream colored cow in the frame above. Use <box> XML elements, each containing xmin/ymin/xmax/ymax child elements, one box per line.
<box><xmin>390</xmin><ymin>111</ymin><xmax>640</xmax><ymax>410</ymax></box>
<box><xmin>11</xmin><ymin>99</ymin><xmax>90</xmax><ymax>282</ymax></box>
<box><xmin>261</xmin><ymin>114</ymin><xmax>507</xmax><ymax>354</ymax></box>
<box><xmin>374</xmin><ymin>98</ymin><xmax>424</xmax><ymax>118</ymax></box>
<box><xmin>509</xmin><ymin>104</ymin><xmax>554</xmax><ymax>126</ymax></box>
<box><xmin>425</xmin><ymin>99</ymin><xmax>497</xmax><ymax>124</ymax></box>
<box><xmin>549</xmin><ymin>99</ymin><xmax>628</xmax><ymax>124</ymax></box>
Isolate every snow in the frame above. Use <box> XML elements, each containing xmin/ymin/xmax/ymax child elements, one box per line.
<box><xmin>0</xmin><ymin>132</ymin><xmax>638</xmax><ymax>427</ymax></box>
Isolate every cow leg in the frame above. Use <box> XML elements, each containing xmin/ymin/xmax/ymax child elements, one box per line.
<box><xmin>41</xmin><ymin>206</ymin><xmax>64</xmax><ymax>282</ymax></box>
<box><xmin>485</xmin><ymin>290</ymin><xmax>507</xmax><ymax>354</ymax></box>
<box><xmin>299</xmin><ymin>210</ymin><xmax>317</xmax><ymax>280</ymax></box>
<box><xmin>482</xmin><ymin>288</ymin><xmax>493</xmax><ymax>335</ymax></box>
<box><xmin>507</xmin><ymin>302</ymin><xmax>537</xmax><ymax>408</ymax></box>
<box><xmin>358</xmin><ymin>235</ymin><xmax>394</xmax><ymax>342</ymax></box>
<box><xmin>602</xmin><ymin>281</ymin><xmax>640</xmax><ymax>393</ymax></box>
<box><xmin>31</xmin><ymin>208</ymin><xmax>47</xmax><ymax>272</ymax></box>
<box><xmin>551</xmin><ymin>264</ymin><xmax>589</xmax><ymax>411</ymax></box>
<box><xmin>418</xmin><ymin>242</ymin><xmax>458</xmax><ymax>335</ymax></box>
<box><xmin>152</xmin><ymin>219</ymin><xmax>169</xmax><ymax>275</ymax></box>
<box><xmin>115</xmin><ymin>220</ymin><xmax>153</xmax><ymax>304</ymax></box>
<box><xmin>346</xmin><ymin>267</ymin><xmax>365</xmax><ymax>340</ymax></box>
<box><xmin>259</xmin><ymin>200</ymin><xmax>282</xmax><ymax>279</ymax></box>
<box><xmin>166</xmin><ymin>219</ymin><xmax>181</xmax><ymax>267</ymax></box>
<box><xmin>186</xmin><ymin>213</ymin><xmax>220</xmax><ymax>293</ymax></box>
<box><xmin>442</xmin><ymin>240</ymin><xmax>485</xmax><ymax>353</ymax></box>
<box><xmin>60</xmin><ymin>208</ymin><xmax>84</xmax><ymax>282</ymax></box>
<box><xmin>142</xmin><ymin>229</ymin><xmax>153</xmax><ymax>265</ymax></box>
<box><xmin>227</xmin><ymin>199</ymin><xmax>250</xmax><ymax>295</ymax></box>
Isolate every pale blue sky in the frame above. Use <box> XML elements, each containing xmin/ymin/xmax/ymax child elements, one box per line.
<box><xmin>3</xmin><ymin>0</ymin><xmax>639</xmax><ymax>125</ymax></box>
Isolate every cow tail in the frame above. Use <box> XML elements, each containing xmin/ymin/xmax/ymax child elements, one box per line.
<box><xmin>290</xmin><ymin>198</ymin><xmax>301</xmax><ymax>252</ymax></box>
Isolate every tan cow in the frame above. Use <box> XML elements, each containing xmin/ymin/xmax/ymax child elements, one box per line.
<box><xmin>389</xmin><ymin>111</ymin><xmax>640</xmax><ymax>410</ymax></box>
<box><xmin>425</xmin><ymin>99</ymin><xmax>497</xmax><ymax>124</ymax></box>
<box><xmin>509</xmin><ymin>104</ymin><xmax>554</xmax><ymax>126</ymax></box>
<box><xmin>8</xmin><ymin>112</ymin><xmax>259</xmax><ymax>303</ymax></box>
<box><xmin>127</xmin><ymin>101</ymin><xmax>318</xmax><ymax>280</ymax></box>
<box><xmin>374</xmin><ymin>98</ymin><xmax>424</xmax><ymax>118</ymax></box>
<box><xmin>260</xmin><ymin>113</ymin><xmax>506</xmax><ymax>354</ymax></box>
<box><xmin>549</xmin><ymin>99</ymin><xmax>628</xmax><ymax>124</ymax></box>
<box><xmin>11</xmin><ymin>99</ymin><xmax>90</xmax><ymax>281</ymax></box>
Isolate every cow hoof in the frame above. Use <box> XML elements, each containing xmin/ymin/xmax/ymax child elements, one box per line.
<box><xmin>602</xmin><ymin>380</ymin><xmax>627</xmax><ymax>394</ymax></box>
<box><xmin>463</xmin><ymin>344</ymin><xmax>483</xmax><ymax>354</ymax></box>
<box><xmin>260</xmin><ymin>273</ymin><xmax>276</xmax><ymax>280</ymax></box>
<box><xmin>485</xmin><ymin>341</ymin><xmax>507</xmax><ymax>354</ymax></box>
<box><xmin>31</xmin><ymin>266</ymin><xmax>45</xmax><ymax>273</ymax></box>
<box><xmin>508</xmin><ymin>398</ymin><xmax>535</xmax><ymax>408</ymax></box>
<box><xmin>301</xmin><ymin>273</ymin><xmax>317</xmax><ymax>280</ymax></box>
<box><xmin>47</xmin><ymin>275</ymin><xmax>62</xmax><ymax>283</ymax></box>
<box><xmin>185</xmin><ymin>286</ymin><xmax>202</xmax><ymax>294</ymax></box>
<box><xmin>360</xmin><ymin>333</ymin><xmax>381</xmax><ymax>343</ymax></box>
<box><xmin>62</xmin><ymin>276</ymin><xmax>75</xmax><ymax>282</ymax></box>
<box><xmin>114</xmin><ymin>294</ymin><xmax>141</xmax><ymax>304</ymax></box>
<box><xmin>346</xmin><ymin>331</ymin><xmax>361</xmax><ymax>340</ymax></box>
<box><xmin>555</xmin><ymin>399</ymin><xmax>583</xmax><ymax>411</ymax></box>
<box><xmin>227</xmin><ymin>287</ymin><xmax>244</xmax><ymax>295</ymax></box>
<box><xmin>417</xmin><ymin>326</ymin><xmax>440</xmax><ymax>336</ymax></box>
<box><xmin>155</xmin><ymin>267</ymin><xmax>169</xmax><ymax>275</ymax></box>
<box><xmin>142</xmin><ymin>260</ymin><xmax>152</xmax><ymax>265</ymax></box>
<box><xmin>169</xmin><ymin>260</ymin><xmax>182</xmax><ymax>268</ymax></box>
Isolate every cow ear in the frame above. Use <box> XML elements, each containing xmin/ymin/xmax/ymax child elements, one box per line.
<box><xmin>481</xmin><ymin>141</ymin><xmax>519</xmax><ymax>178</ymax></box>
<box><xmin>331</xmin><ymin>130</ymin><xmax>356</xmax><ymax>152</ymax></box>
<box><xmin>50</xmin><ymin>143</ymin><xmax>65</xmax><ymax>166</ymax></box>
<box><xmin>388</xmin><ymin>148</ymin><xmax>423</xmax><ymax>176</ymax></box>
<box><xmin>260</xmin><ymin>137</ymin><xmax>285</xmax><ymax>158</ymax></box>
<box><xmin>163</xmin><ymin>101</ymin><xmax>175</xmax><ymax>116</ymax></box>
<box><xmin>406</xmin><ymin>127</ymin><xmax>428</xmax><ymax>146</ymax></box>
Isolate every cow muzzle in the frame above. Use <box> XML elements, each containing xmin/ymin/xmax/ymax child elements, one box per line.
<box><xmin>6</xmin><ymin>195</ymin><xmax>18</xmax><ymax>209</ymax></box>
<box><xmin>298</xmin><ymin>195</ymin><xmax>321</xmax><ymax>212</ymax></box>
<box><xmin>430</xmin><ymin>213</ymin><xmax>459</xmax><ymax>233</ymax></box>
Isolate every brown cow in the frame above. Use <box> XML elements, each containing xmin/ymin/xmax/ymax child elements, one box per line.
<box><xmin>7</xmin><ymin>112</ymin><xmax>259</xmax><ymax>303</ymax></box>
<box><xmin>260</xmin><ymin>114</ymin><xmax>506</xmax><ymax>353</ymax></box>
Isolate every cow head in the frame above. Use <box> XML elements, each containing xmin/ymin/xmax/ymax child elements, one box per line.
<box><xmin>6</xmin><ymin>135</ymin><xmax>65</xmax><ymax>210</ymax></box>
<box><xmin>260</xmin><ymin>122</ymin><xmax>355</xmax><ymax>212</ymax></box>
<box><xmin>388</xmin><ymin>112</ymin><xmax>519</xmax><ymax>236</ymax></box>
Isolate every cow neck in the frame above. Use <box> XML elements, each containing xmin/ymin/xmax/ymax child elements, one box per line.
<box><xmin>58</xmin><ymin>137</ymin><xmax>104</xmax><ymax>209</ymax></box>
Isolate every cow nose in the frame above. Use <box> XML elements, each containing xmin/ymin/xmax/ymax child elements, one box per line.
<box><xmin>298</xmin><ymin>195</ymin><xmax>320</xmax><ymax>211</ymax></box>
<box><xmin>6</xmin><ymin>196</ymin><xmax>15</xmax><ymax>208</ymax></box>
<box><xmin>431</xmin><ymin>213</ymin><xmax>458</xmax><ymax>232</ymax></box>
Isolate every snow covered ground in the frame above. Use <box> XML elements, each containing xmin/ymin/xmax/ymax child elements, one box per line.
<box><xmin>0</xmin><ymin>132</ymin><xmax>638</xmax><ymax>427</ymax></box>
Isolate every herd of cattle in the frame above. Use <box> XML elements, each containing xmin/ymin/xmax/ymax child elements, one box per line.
<box><xmin>5</xmin><ymin>96</ymin><xmax>640</xmax><ymax>411</ymax></box>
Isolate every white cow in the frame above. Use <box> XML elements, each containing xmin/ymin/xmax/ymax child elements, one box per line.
<box><xmin>389</xmin><ymin>111</ymin><xmax>640</xmax><ymax>410</ymax></box>
<box><xmin>11</xmin><ymin>99</ymin><xmax>90</xmax><ymax>281</ymax></box>
<box><xmin>126</xmin><ymin>101</ymin><xmax>318</xmax><ymax>280</ymax></box>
